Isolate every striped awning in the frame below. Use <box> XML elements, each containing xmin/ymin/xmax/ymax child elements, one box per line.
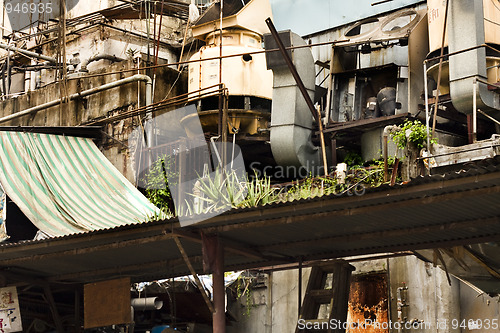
<box><xmin>0</xmin><ymin>131</ymin><xmax>159</xmax><ymax>238</ymax></box>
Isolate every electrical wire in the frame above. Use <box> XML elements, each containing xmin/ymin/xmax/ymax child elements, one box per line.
<box><xmin>50</xmin><ymin>39</ymin><xmax>348</xmax><ymax>84</ymax></box>
<box><xmin>162</xmin><ymin>39</ymin><xmax>195</xmax><ymax>101</ymax></box>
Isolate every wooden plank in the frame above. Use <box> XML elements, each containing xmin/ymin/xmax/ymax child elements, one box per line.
<box><xmin>84</xmin><ymin>277</ymin><xmax>131</xmax><ymax>329</ymax></box>
<box><xmin>309</xmin><ymin>289</ymin><xmax>335</xmax><ymax>303</ymax></box>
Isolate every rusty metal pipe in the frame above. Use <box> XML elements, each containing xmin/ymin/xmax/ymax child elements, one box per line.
<box><xmin>212</xmin><ymin>237</ymin><xmax>226</xmax><ymax>333</ymax></box>
<box><xmin>0</xmin><ymin>74</ymin><xmax>152</xmax><ymax>124</ymax></box>
<box><xmin>424</xmin><ymin>61</ymin><xmax>431</xmax><ymax>151</ymax></box>
<box><xmin>432</xmin><ymin>0</ymin><xmax>450</xmax><ymax>139</ymax></box>
<box><xmin>383</xmin><ymin>125</ymin><xmax>399</xmax><ymax>183</ymax></box>
<box><xmin>0</xmin><ymin>43</ymin><xmax>58</xmax><ymax>63</ymax></box>
<box><xmin>473</xmin><ymin>78</ymin><xmax>478</xmax><ymax>143</ymax></box>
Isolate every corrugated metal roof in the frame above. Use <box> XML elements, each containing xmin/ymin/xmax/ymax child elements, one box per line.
<box><xmin>0</xmin><ymin>155</ymin><xmax>499</xmax><ymax>286</ymax></box>
<box><xmin>0</xmin><ymin>132</ymin><xmax>158</xmax><ymax>237</ymax></box>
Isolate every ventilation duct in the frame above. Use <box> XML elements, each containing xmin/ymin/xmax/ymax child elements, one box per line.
<box><xmin>264</xmin><ymin>31</ymin><xmax>320</xmax><ymax>171</ymax></box>
<box><xmin>448</xmin><ymin>0</ymin><xmax>500</xmax><ymax>115</ymax></box>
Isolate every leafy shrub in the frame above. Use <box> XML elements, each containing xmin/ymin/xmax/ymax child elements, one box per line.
<box><xmin>391</xmin><ymin>119</ymin><xmax>437</xmax><ymax>150</ymax></box>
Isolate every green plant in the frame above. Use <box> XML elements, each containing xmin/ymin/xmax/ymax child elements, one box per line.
<box><xmin>184</xmin><ymin>168</ymin><xmax>247</xmax><ymax>214</ymax></box>
<box><xmin>143</xmin><ymin>155</ymin><xmax>176</xmax><ymax>212</ymax></box>
<box><xmin>343</xmin><ymin>151</ymin><xmax>363</xmax><ymax>167</ymax></box>
<box><xmin>238</xmin><ymin>173</ymin><xmax>282</xmax><ymax>208</ymax></box>
<box><xmin>126</xmin><ymin>48</ymin><xmax>138</xmax><ymax>59</ymax></box>
<box><xmin>143</xmin><ymin>207</ymin><xmax>172</xmax><ymax>222</ymax></box>
<box><xmin>286</xmin><ymin>176</ymin><xmax>335</xmax><ymax>200</ymax></box>
<box><xmin>391</xmin><ymin>119</ymin><xmax>437</xmax><ymax>150</ymax></box>
<box><xmin>235</xmin><ymin>275</ymin><xmax>256</xmax><ymax>317</ymax></box>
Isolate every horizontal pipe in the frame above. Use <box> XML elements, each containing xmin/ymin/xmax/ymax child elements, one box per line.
<box><xmin>62</xmin><ymin>38</ymin><xmax>353</xmax><ymax>83</ymax></box>
<box><xmin>0</xmin><ymin>74</ymin><xmax>152</xmax><ymax>124</ymax></box>
<box><xmin>424</xmin><ymin>44</ymin><xmax>487</xmax><ymax>64</ymax></box>
<box><xmin>0</xmin><ymin>43</ymin><xmax>57</xmax><ymax>63</ymax></box>
<box><xmin>131</xmin><ymin>297</ymin><xmax>163</xmax><ymax>310</ymax></box>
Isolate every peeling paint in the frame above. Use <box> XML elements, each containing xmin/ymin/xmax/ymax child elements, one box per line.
<box><xmin>347</xmin><ymin>273</ymin><xmax>389</xmax><ymax>333</ymax></box>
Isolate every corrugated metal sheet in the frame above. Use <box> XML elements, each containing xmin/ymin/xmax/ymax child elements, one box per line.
<box><xmin>0</xmin><ymin>131</ymin><xmax>158</xmax><ymax>237</ymax></box>
<box><xmin>0</xmin><ymin>155</ymin><xmax>499</xmax><ymax>285</ymax></box>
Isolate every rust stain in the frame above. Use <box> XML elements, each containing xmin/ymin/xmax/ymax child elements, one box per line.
<box><xmin>347</xmin><ymin>273</ymin><xmax>389</xmax><ymax>333</ymax></box>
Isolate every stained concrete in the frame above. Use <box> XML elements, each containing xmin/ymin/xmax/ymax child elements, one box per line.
<box><xmin>0</xmin><ymin>61</ymin><xmax>187</xmax><ymax>182</ymax></box>
<box><xmin>227</xmin><ymin>256</ymin><xmax>500</xmax><ymax>333</ymax></box>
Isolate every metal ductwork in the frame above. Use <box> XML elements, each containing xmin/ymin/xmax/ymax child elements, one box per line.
<box><xmin>448</xmin><ymin>0</ymin><xmax>500</xmax><ymax>114</ymax></box>
<box><xmin>264</xmin><ymin>31</ymin><xmax>321</xmax><ymax>171</ymax></box>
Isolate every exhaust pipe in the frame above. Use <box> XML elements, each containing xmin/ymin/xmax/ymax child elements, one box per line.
<box><xmin>448</xmin><ymin>0</ymin><xmax>500</xmax><ymax>115</ymax></box>
<box><xmin>264</xmin><ymin>30</ymin><xmax>321</xmax><ymax>172</ymax></box>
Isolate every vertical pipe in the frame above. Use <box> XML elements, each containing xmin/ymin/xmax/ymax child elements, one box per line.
<box><xmin>298</xmin><ymin>257</ymin><xmax>303</xmax><ymax>316</ymax></box>
<box><xmin>218</xmin><ymin>1</ymin><xmax>224</xmax><ymax>140</ymax></box>
<box><xmin>330</xmin><ymin>138</ymin><xmax>337</xmax><ymax>166</ymax></box>
<box><xmin>145</xmin><ymin>76</ymin><xmax>154</xmax><ymax>148</ymax></box>
<box><xmin>146</xmin><ymin>0</ymin><xmax>151</xmax><ymax>66</ymax></box>
<box><xmin>267</xmin><ymin>273</ymin><xmax>273</xmax><ymax>333</ymax></box>
<box><xmin>1</xmin><ymin>63</ymin><xmax>6</xmax><ymax>97</ymax></box>
<box><xmin>424</xmin><ymin>61</ymin><xmax>431</xmax><ymax>151</ymax></box>
<box><xmin>473</xmin><ymin>79</ymin><xmax>477</xmax><ymax>143</ymax></box>
<box><xmin>212</xmin><ymin>236</ymin><xmax>226</xmax><ymax>333</ymax></box>
<box><xmin>386</xmin><ymin>258</ymin><xmax>392</xmax><ymax>330</ymax></box>
<box><xmin>6</xmin><ymin>46</ymin><xmax>11</xmax><ymax>95</ymax></box>
<box><xmin>154</xmin><ymin>0</ymin><xmax>165</xmax><ymax>69</ymax></box>
<box><xmin>383</xmin><ymin>134</ymin><xmax>389</xmax><ymax>183</ymax></box>
<box><xmin>316</xmin><ymin>107</ymin><xmax>328</xmax><ymax>176</ymax></box>
<box><xmin>324</xmin><ymin>47</ymin><xmax>335</xmax><ymax>126</ymax></box>
<box><xmin>431</xmin><ymin>0</ymin><xmax>450</xmax><ymax>139</ymax></box>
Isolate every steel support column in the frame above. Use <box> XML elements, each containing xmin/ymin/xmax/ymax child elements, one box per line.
<box><xmin>212</xmin><ymin>236</ymin><xmax>225</xmax><ymax>333</ymax></box>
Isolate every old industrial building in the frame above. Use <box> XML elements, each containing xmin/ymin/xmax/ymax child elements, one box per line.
<box><xmin>0</xmin><ymin>0</ymin><xmax>499</xmax><ymax>332</ymax></box>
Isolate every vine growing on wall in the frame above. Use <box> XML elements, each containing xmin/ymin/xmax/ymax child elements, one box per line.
<box><xmin>235</xmin><ymin>275</ymin><xmax>257</xmax><ymax>317</ymax></box>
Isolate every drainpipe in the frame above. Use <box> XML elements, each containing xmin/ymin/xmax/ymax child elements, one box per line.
<box><xmin>383</xmin><ymin>125</ymin><xmax>400</xmax><ymax>182</ymax></box>
<box><xmin>448</xmin><ymin>0</ymin><xmax>500</xmax><ymax>114</ymax></box>
<box><xmin>79</xmin><ymin>54</ymin><xmax>124</xmax><ymax>72</ymax></box>
<box><xmin>0</xmin><ymin>43</ymin><xmax>58</xmax><ymax>63</ymax></box>
<box><xmin>0</xmin><ymin>74</ymin><xmax>152</xmax><ymax>124</ymax></box>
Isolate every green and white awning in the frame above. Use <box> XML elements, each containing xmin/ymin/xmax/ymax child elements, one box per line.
<box><xmin>0</xmin><ymin>131</ymin><xmax>158</xmax><ymax>238</ymax></box>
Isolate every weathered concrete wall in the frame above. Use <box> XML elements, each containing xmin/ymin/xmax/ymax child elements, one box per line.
<box><xmin>0</xmin><ymin>61</ymin><xmax>187</xmax><ymax>182</ymax></box>
<box><xmin>228</xmin><ymin>268</ymin><xmax>310</xmax><ymax>333</ymax></box>
<box><xmin>388</xmin><ymin>255</ymin><xmax>461</xmax><ymax>333</ymax></box>
<box><xmin>228</xmin><ymin>281</ymin><xmax>273</xmax><ymax>333</ymax></box>
<box><xmin>1</xmin><ymin>1</ymin><xmax>185</xmax><ymax>92</ymax></box>
<box><xmin>228</xmin><ymin>256</ymin><xmax>499</xmax><ymax>333</ymax></box>
<box><xmin>459</xmin><ymin>282</ymin><xmax>500</xmax><ymax>333</ymax></box>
